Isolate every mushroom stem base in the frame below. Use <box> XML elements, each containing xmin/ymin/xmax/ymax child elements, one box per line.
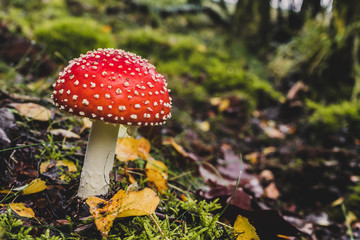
<box><xmin>77</xmin><ymin>120</ymin><xmax>120</xmax><ymax>199</ymax></box>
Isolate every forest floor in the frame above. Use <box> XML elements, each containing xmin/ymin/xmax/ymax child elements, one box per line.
<box><xmin>1</xmin><ymin>2</ymin><xmax>360</xmax><ymax>240</ymax></box>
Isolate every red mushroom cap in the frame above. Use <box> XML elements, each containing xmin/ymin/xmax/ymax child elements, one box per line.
<box><xmin>51</xmin><ymin>48</ymin><xmax>172</xmax><ymax>126</ymax></box>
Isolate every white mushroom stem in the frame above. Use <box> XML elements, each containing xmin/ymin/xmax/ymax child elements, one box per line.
<box><xmin>77</xmin><ymin>120</ymin><xmax>120</xmax><ymax>199</ymax></box>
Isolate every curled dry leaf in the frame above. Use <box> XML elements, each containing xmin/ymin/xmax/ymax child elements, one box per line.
<box><xmin>86</xmin><ymin>188</ymin><xmax>160</xmax><ymax>238</ymax></box>
<box><xmin>163</xmin><ymin>138</ymin><xmax>189</xmax><ymax>157</ymax></box>
<box><xmin>10</xmin><ymin>102</ymin><xmax>51</xmax><ymax>121</ymax></box>
<box><xmin>116</xmin><ymin>137</ymin><xmax>151</xmax><ymax>162</ymax></box>
<box><xmin>233</xmin><ymin>215</ymin><xmax>260</xmax><ymax>240</ymax></box>
<box><xmin>40</xmin><ymin>160</ymin><xmax>77</xmax><ymax>183</ymax></box>
<box><xmin>145</xmin><ymin>158</ymin><xmax>168</xmax><ymax>193</ymax></box>
<box><xmin>50</xmin><ymin>129</ymin><xmax>80</xmax><ymax>139</ymax></box>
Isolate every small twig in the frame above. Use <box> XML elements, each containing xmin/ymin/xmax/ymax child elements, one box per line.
<box><xmin>155</xmin><ymin>212</ymin><xmax>182</xmax><ymax>223</ymax></box>
<box><xmin>216</xmin><ymin>220</ymin><xmax>233</xmax><ymax>230</ymax></box>
<box><xmin>150</xmin><ymin>213</ymin><xmax>170</xmax><ymax>240</ymax></box>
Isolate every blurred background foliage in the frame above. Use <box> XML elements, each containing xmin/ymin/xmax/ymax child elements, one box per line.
<box><xmin>0</xmin><ymin>0</ymin><xmax>359</xmax><ymax>146</ymax></box>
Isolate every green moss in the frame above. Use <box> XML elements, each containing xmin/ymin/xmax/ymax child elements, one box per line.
<box><xmin>118</xmin><ymin>27</ymin><xmax>281</xmax><ymax>109</ymax></box>
<box><xmin>34</xmin><ymin>17</ymin><xmax>116</xmax><ymax>61</ymax></box>
<box><xmin>306</xmin><ymin>100</ymin><xmax>360</xmax><ymax>137</ymax></box>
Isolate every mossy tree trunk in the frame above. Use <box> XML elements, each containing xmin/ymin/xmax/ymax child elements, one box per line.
<box><xmin>232</xmin><ymin>0</ymin><xmax>270</xmax><ymax>50</ymax></box>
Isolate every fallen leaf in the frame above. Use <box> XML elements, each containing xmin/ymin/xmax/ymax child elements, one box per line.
<box><xmin>22</xmin><ymin>178</ymin><xmax>47</xmax><ymax>195</ymax></box>
<box><xmin>218</xmin><ymin>98</ymin><xmax>231</xmax><ymax>112</ymax></box>
<box><xmin>40</xmin><ymin>160</ymin><xmax>77</xmax><ymax>183</ymax></box>
<box><xmin>245</xmin><ymin>152</ymin><xmax>259</xmax><ymax>164</ymax></box>
<box><xmin>163</xmin><ymin>138</ymin><xmax>189</xmax><ymax>157</ymax></box>
<box><xmin>86</xmin><ymin>188</ymin><xmax>159</xmax><ymax>237</ymax></box>
<box><xmin>260</xmin><ymin>120</ymin><xmax>285</xmax><ymax>139</ymax></box>
<box><xmin>116</xmin><ymin>137</ymin><xmax>150</xmax><ymax>162</ymax></box>
<box><xmin>264</xmin><ymin>182</ymin><xmax>280</xmax><ymax>200</ymax></box>
<box><xmin>117</xmin><ymin>188</ymin><xmax>160</xmax><ymax>217</ymax></box>
<box><xmin>10</xmin><ymin>102</ymin><xmax>51</xmax><ymax>121</ymax></box>
<box><xmin>86</xmin><ymin>190</ymin><xmax>126</xmax><ymax>238</ymax></box>
<box><xmin>145</xmin><ymin>168</ymin><xmax>168</xmax><ymax>193</ymax></box>
<box><xmin>9</xmin><ymin>203</ymin><xmax>37</xmax><ymax>219</ymax></box>
<box><xmin>137</xmin><ymin>137</ymin><xmax>151</xmax><ymax>160</ymax></box>
<box><xmin>50</xmin><ymin>129</ymin><xmax>80</xmax><ymax>139</ymax></box>
<box><xmin>233</xmin><ymin>215</ymin><xmax>260</xmax><ymax>240</ymax></box>
<box><xmin>197</xmin><ymin>121</ymin><xmax>210</xmax><ymax>132</ymax></box>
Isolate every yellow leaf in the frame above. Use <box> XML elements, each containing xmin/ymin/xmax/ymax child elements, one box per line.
<box><xmin>245</xmin><ymin>152</ymin><xmax>259</xmax><ymax>164</ymax></box>
<box><xmin>22</xmin><ymin>179</ymin><xmax>47</xmax><ymax>195</ymax></box>
<box><xmin>233</xmin><ymin>215</ymin><xmax>260</xmax><ymax>240</ymax></box>
<box><xmin>50</xmin><ymin>129</ymin><xmax>80</xmax><ymax>139</ymax></box>
<box><xmin>331</xmin><ymin>197</ymin><xmax>344</xmax><ymax>207</ymax></box>
<box><xmin>137</xmin><ymin>138</ymin><xmax>151</xmax><ymax>160</ymax></box>
<box><xmin>218</xmin><ymin>99</ymin><xmax>230</xmax><ymax>112</ymax></box>
<box><xmin>57</xmin><ymin>160</ymin><xmax>77</xmax><ymax>172</ymax></box>
<box><xmin>197</xmin><ymin>121</ymin><xmax>210</xmax><ymax>132</ymax></box>
<box><xmin>145</xmin><ymin>158</ymin><xmax>168</xmax><ymax>193</ymax></box>
<box><xmin>9</xmin><ymin>203</ymin><xmax>36</xmax><ymax>219</ymax></box>
<box><xmin>146</xmin><ymin>169</ymin><xmax>168</xmax><ymax>193</ymax></box>
<box><xmin>40</xmin><ymin>160</ymin><xmax>77</xmax><ymax>182</ymax></box>
<box><xmin>86</xmin><ymin>188</ymin><xmax>159</xmax><ymax>237</ymax></box>
<box><xmin>116</xmin><ymin>137</ymin><xmax>141</xmax><ymax>162</ymax></box>
<box><xmin>11</xmin><ymin>103</ymin><xmax>51</xmax><ymax>121</ymax></box>
<box><xmin>163</xmin><ymin>138</ymin><xmax>188</xmax><ymax>157</ymax></box>
<box><xmin>86</xmin><ymin>190</ymin><xmax>126</xmax><ymax>238</ymax></box>
<box><xmin>117</xmin><ymin>188</ymin><xmax>160</xmax><ymax>218</ymax></box>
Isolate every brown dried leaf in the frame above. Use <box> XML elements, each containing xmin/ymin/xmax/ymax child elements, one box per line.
<box><xmin>11</xmin><ymin>103</ymin><xmax>51</xmax><ymax>121</ymax></box>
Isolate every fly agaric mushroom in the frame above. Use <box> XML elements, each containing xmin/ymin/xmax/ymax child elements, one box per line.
<box><xmin>51</xmin><ymin>48</ymin><xmax>172</xmax><ymax>199</ymax></box>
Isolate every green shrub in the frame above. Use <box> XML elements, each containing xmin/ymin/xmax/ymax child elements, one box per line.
<box><xmin>34</xmin><ymin>17</ymin><xmax>116</xmax><ymax>61</ymax></box>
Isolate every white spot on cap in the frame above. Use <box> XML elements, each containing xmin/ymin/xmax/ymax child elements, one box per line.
<box><xmin>134</xmin><ymin>104</ymin><xmax>141</xmax><ymax>109</ymax></box>
<box><xmin>94</xmin><ymin>94</ymin><xmax>99</xmax><ymax>99</ymax></box>
<box><xmin>73</xmin><ymin>95</ymin><xmax>78</xmax><ymax>100</ymax></box>
<box><xmin>154</xmin><ymin>102</ymin><xmax>158</xmax><ymax>106</ymax></box>
<box><xmin>74</xmin><ymin>80</ymin><xmax>79</xmax><ymax>86</ymax></box>
<box><xmin>59</xmin><ymin>89</ymin><xmax>64</xmax><ymax>94</ymax></box>
<box><xmin>116</xmin><ymin>88</ymin><xmax>122</xmax><ymax>94</ymax></box>
<box><xmin>82</xmin><ymin>99</ymin><xmax>89</xmax><ymax>105</ymax></box>
<box><xmin>97</xmin><ymin>106</ymin><xmax>103</xmax><ymax>111</ymax></box>
<box><xmin>85</xmin><ymin>74</ymin><xmax>89</xmax><ymax>77</ymax></box>
<box><xmin>92</xmin><ymin>113</ymin><xmax>97</xmax><ymax>118</ymax></box>
<box><xmin>90</xmin><ymin>82</ymin><xmax>96</xmax><ymax>88</ymax></box>
<box><xmin>79</xmin><ymin>111</ymin><xmax>85</xmax><ymax>116</ymax></box>
<box><xmin>67</xmin><ymin>90</ymin><xmax>71</xmax><ymax>94</ymax></box>
<box><xmin>69</xmin><ymin>74</ymin><xmax>74</xmax><ymax>80</ymax></box>
<box><xmin>124</xmin><ymin>82</ymin><xmax>129</xmax><ymax>87</ymax></box>
<box><xmin>105</xmin><ymin>94</ymin><xmax>111</xmax><ymax>99</ymax></box>
<box><xmin>119</xmin><ymin>106</ymin><xmax>126</xmax><ymax>111</ymax></box>
<box><xmin>83</xmin><ymin>84</ymin><xmax>87</xmax><ymax>88</ymax></box>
